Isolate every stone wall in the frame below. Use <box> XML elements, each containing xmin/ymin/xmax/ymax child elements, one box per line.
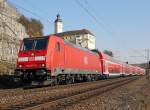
<box><xmin>0</xmin><ymin>1</ymin><xmax>28</xmax><ymax>63</ymax></box>
<box><xmin>0</xmin><ymin>1</ymin><xmax>28</xmax><ymax>73</ymax></box>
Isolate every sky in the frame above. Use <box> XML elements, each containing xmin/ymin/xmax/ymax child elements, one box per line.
<box><xmin>7</xmin><ymin>0</ymin><xmax>150</xmax><ymax>64</ymax></box>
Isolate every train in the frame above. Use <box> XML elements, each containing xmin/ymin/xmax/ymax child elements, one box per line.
<box><xmin>14</xmin><ymin>35</ymin><xmax>145</xmax><ymax>85</ymax></box>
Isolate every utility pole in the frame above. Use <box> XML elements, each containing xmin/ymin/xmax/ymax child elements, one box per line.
<box><xmin>146</xmin><ymin>49</ymin><xmax>150</xmax><ymax>80</ymax></box>
<box><xmin>146</xmin><ymin>49</ymin><xmax>150</xmax><ymax>68</ymax></box>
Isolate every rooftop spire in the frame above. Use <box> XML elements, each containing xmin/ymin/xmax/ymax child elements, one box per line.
<box><xmin>55</xmin><ymin>14</ymin><xmax>62</xmax><ymax>23</ymax></box>
<box><xmin>54</xmin><ymin>14</ymin><xmax>63</xmax><ymax>33</ymax></box>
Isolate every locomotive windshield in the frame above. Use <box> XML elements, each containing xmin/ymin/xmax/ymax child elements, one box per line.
<box><xmin>21</xmin><ymin>38</ymin><xmax>48</xmax><ymax>51</ymax></box>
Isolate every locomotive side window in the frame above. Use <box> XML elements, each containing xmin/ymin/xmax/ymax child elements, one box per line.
<box><xmin>55</xmin><ymin>42</ymin><xmax>60</xmax><ymax>52</ymax></box>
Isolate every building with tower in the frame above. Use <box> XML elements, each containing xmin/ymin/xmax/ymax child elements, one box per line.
<box><xmin>54</xmin><ymin>14</ymin><xmax>95</xmax><ymax>50</ymax></box>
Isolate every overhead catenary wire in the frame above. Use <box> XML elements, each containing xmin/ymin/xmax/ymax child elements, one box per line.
<box><xmin>0</xmin><ymin>0</ymin><xmax>51</xmax><ymax>27</ymax></box>
<box><xmin>74</xmin><ymin>0</ymin><xmax>114</xmax><ymax>36</ymax></box>
<box><xmin>8</xmin><ymin>0</ymin><xmax>114</xmax><ymax>37</ymax></box>
<box><xmin>7</xmin><ymin>0</ymin><xmax>51</xmax><ymax>23</ymax></box>
<box><xmin>83</xmin><ymin>0</ymin><xmax>105</xmax><ymax>23</ymax></box>
<box><xmin>74</xmin><ymin>1</ymin><xmax>124</xmax><ymax>48</ymax></box>
<box><xmin>83</xmin><ymin>0</ymin><xmax>115</xmax><ymax>35</ymax></box>
<box><xmin>75</xmin><ymin>0</ymin><xmax>136</xmax><ymax>62</ymax></box>
<box><xmin>16</xmin><ymin>0</ymin><xmax>50</xmax><ymax>18</ymax></box>
<box><xmin>132</xmin><ymin>49</ymin><xmax>147</xmax><ymax>58</ymax></box>
<box><xmin>4</xmin><ymin>0</ymin><xmax>143</xmax><ymax>63</ymax></box>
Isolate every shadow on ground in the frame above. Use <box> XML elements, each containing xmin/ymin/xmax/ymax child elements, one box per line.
<box><xmin>0</xmin><ymin>75</ymin><xmax>22</xmax><ymax>89</ymax></box>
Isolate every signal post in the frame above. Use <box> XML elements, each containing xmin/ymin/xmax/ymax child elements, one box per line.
<box><xmin>146</xmin><ymin>61</ymin><xmax>150</xmax><ymax>80</ymax></box>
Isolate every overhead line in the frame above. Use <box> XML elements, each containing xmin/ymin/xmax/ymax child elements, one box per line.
<box><xmin>74</xmin><ymin>0</ymin><xmax>130</xmax><ymax>50</ymax></box>
<box><xmin>7</xmin><ymin>0</ymin><xmax>50</xmax><ymax>23</ymax></box>
<box><xmin>83</xmin><ymin>0</ymin><xmax>115</xmax><ymax>34</ymax></box>
<box><xmin>74</xmin><ymin>0</ymin><xmax>114</xmax><ymax>36</ymax></box>
<box><xmin>19</xmin><ymin>0</ymin><xmax>50</xmax><ymax>18</ymax></box>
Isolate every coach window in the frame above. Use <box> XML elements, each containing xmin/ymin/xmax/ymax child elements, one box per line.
<box><xmin>55</xmin><ymin>42</ymin><xmax>60</xmax><ymax>52</ymax></box>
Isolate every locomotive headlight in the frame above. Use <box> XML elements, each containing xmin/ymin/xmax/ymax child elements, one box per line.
<box><xmin>19</xmin><ymin>65</ymin><xmax>22</xmax><ymax>68</ymax></box>
<box><xmin>41</xmin><ymin>64</ymin><xmax>45</xmax><ymax>67</ymax></box>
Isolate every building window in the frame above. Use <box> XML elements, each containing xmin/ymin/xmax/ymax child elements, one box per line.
<box><xmin>76</xmin><ymin>35</ymin><xmax>80</xmax><ymax>38</ymax></box>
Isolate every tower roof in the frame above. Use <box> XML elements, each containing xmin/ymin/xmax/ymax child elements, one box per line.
<box><xmin>54</xmin><ymin>14</ymin><xmax>62</xmax><ymax>23</ymax></box>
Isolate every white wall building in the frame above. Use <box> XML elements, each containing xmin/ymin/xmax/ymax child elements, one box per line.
<box><xmin>54</xmin><ymin>15</ymin><xmax>95</xmax><ymax>50</ymax></box>
<box><xmin>54</xmin><ymin>29</ymin><xmax>96</xmax><ymax>50</ymax></box>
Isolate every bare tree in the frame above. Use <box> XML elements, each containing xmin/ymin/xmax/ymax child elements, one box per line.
<box><xmin>18</xmin><ymin>15</ymin><xmax>43</xmax><ymax>37</ymax></box>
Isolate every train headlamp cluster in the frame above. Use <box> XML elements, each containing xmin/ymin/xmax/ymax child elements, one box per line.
<box><xmin>19</xmin><ymin>65</ymin><xmax>22</xmax><ymax>68</ymax></box>
<box><xmin>41</xmin><ymin>64</ymin><xmax>45</xmax><ymax>67</ymax></box>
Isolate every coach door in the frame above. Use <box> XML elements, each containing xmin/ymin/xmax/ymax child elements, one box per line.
<box><xmin>105</xmin><ymin>61</ymin><xmax>109</xmax><ymax>74</ymax></box>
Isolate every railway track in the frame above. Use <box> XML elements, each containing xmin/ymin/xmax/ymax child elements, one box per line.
<box><xmin>0</xmin><ymin>78</ymin><xmax>117</xmax><ymax>98</ymax></box>
<box><xmin>0</xmin><ymin>76</ymin><xmax>139</xmax><ymax>110</ymax></box>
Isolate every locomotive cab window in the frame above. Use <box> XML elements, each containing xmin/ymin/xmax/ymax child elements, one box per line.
<box><xmin>21</xmin><ymin>39</ymin><xmax>34</xmax><ymax>51</ymax></box>
<box><xmin>55</xmin><ymin>42</ymin><xmax>60</xmax><ymax>52</ymax></box>
<box><xmin>21</xmin><ymin>38</ymin><xmax>48</xmax><ymax>51</ymax></box>
<box><xmin>35</xmin><ymin>38</ymin><xmax>48</xmax><ymax>50</ymax></box>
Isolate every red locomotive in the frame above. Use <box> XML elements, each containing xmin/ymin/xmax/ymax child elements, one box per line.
<box><xmin>15</xmin><ymin>35</ymin><xmax>145</xmax><ymax>85</ymax></box>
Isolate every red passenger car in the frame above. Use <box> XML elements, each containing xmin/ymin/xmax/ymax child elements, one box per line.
<box><xmin>96</xmin><ymin>51</ymin><xmax>145</xmax><ymax>78</ymax></box>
